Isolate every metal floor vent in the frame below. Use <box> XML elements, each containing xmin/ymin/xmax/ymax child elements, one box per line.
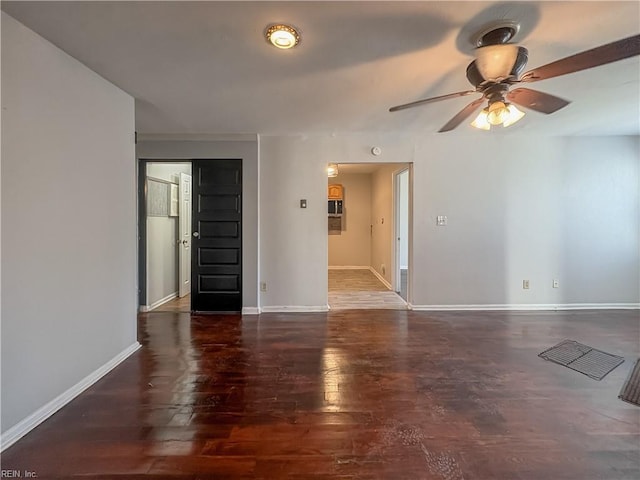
<box><xmin>538</xmin><ymin>340</ymin><xmax>624</xmax><ymax>381</ymax></box>
<box><xmin>619</xmin><ymin>358</ymin><xmax>640</xmax><ymax>407</ymax></box>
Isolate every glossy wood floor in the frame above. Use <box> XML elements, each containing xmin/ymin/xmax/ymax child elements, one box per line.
<box><xmin>3</xmin><ymin>309</ymin><xmax>640</xmax><ymax>479</ymax></box>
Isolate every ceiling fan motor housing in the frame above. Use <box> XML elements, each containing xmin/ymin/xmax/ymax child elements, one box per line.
<box><xmin>475</xmin><ymin>25</ymin><xmax>518</xmax><ymax>47</ymax></box>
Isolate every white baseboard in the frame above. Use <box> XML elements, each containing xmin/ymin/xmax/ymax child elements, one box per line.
<box><xmin>139</xmin><ymin>291</ymin><xmax>179</xmax><ymax>312</ymax></box>
<box><xmin>260</xmin><ymin>305</ymin><xmax>330</xmax><ymax>313</ymax></box>
<box><xmin>1</xmin><ymin>342</ymin><xmax>142</xmax><ymax>452</ymax></box>
<box><xmin>328</xmin><ymin>266</ymin><xmax>370</xmax><ymax>270</ymax></box>
<box><xmin>242</xmin><ymin>307</ymin><xmax>260</xmax><ymax>315</ymax></box>
<box><xmin>369</xmin><ymin>267</ymin><xmax>393</xmax><ymax>290</ymax></box>
<box><xmin>410</xmin><ymin>303</ymin><xmax>640</xmax><ymax>311</ymax></box>
<box><xmin>551</xmin><ymin>303</ymin><xmax>640</xmax><ymax>310</ymax></box>
<box><xmin>149</xmin><ymin>292</ymin><xmax>178</xmax><ymax>311</ymax></box>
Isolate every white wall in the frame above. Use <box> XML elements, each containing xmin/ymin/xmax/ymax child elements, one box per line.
<box><xmin>135</xmin><ymin>138</ymin><xmax>259</xmax><ymax>309</ymax></box>
<box><xmin>259</xmin><ymin>136</ymin><xmax>329</xmax><ymax>309</ymax></box>
<box><xmin>1</xmin><ymin>13</ymin><xmax>137</xmax><ymax>436</ymax></box>
<box><xmin>145</xmin><ymin>162</ymin><xmax>191</xmax><ymax>308</ymax></box>
<box><xmin>412</xmin><ymin>134</ymin><xmax>640</xmax><ymax>307</ymax></box>
<box><xmin>328</xmin><ymin>173</ymin><xmax>372</xmax><ymax>267</ymax></box>
<box><xmin>258</xmin><ymin>133</ymin><xmax>639</xmax><ymax>310</ymax></box>
<box><xmin>559</xmin><ymin>137</ymin><xmax>640</xmax><ymax>303</ymax></box>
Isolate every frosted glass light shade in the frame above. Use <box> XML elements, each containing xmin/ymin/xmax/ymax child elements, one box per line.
<box><xmin>327</xmin><ymin>164</ymin><xmax>339</xmax><ymax>177</ymax></box>
<box><xmin>475</xmin><ymin>44</ymin><xmax>519</xmax><ymax>80</ymax></box>
<box><xmin>502</xmin><ymin>104</ymin><xmax>525</xmax><ymax>127</ymax></box>
<box><xmin>470</xmin><ymin>109</ymin><xmax>491</xmax><ymax>130</ymax></box>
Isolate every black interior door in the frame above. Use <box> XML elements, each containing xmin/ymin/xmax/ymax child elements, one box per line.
<box><xmin>191</xmin><ymin>159</ymin><xmax>242</xmax><ymax>312</ymax></box>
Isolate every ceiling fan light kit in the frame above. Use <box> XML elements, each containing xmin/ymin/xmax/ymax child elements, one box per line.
<box><xmin>389</xmin><ymin>23</ymin><xmax>640</xmax><ymax>133</ymax></box>
<box><xmin>472</xmin><ymin>102</ymin><xmax>525</xmax><ymax>130</ymax></box>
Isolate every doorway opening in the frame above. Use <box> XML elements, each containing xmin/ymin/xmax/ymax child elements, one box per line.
<box><xmin>327</xmin><ymin>163</ymin><xmax>412</xmax><ymax>310</ymax></box>
<box><xmin>394</xmin><ymin>168</ymin><xmax>409</xmax><ymax>301</ymax></box>
<box><xmin>138</xmin><ymin>161</ymin><xmax>193</xmax><ymax>313</ymax></box>
<box><xmin>138</xmin><ymin>159</ymin><xmax>244</xmax><ymax>314</ymax></box>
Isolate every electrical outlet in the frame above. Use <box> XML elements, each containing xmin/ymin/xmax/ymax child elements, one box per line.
<box><xmin>260</xmin><ymin>282</ymin><xmax>267</xmax><ymax>292</ymax></box>
<box><xmin>553</xmin><ymin>279</ymin><xmax>559</xmax><ymax>288</ymax></box>
<box><xmin>523</xmin><ymin>280</ymin><xmax>530</xmax><ymax>289</ymax></box>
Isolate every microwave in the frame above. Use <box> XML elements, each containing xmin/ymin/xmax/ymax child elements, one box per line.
<box><xmin>328</xmin><ymin>199</ymin><xmax>343</xmax><ymax>216</ymax></box>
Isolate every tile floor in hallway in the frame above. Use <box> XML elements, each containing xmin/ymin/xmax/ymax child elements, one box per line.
<box><xmin>328</xmin><ymin>268</ymin><xmax>407</xmax><ymax>310</ymax></box>
<box><xmin>152</xmin><ymin>294</ymin><xmax>191</xmax><ymax>313</ymax></box>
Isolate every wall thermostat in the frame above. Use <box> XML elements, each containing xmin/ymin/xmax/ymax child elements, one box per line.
<box><xmin>371</xmin><ymin>146</ymin><xmax>382</xmax><ymax>156</ymax></box>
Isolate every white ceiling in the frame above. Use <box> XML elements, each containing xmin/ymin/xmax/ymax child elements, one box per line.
<box><xmin>3</xmin><ymin>1</ymin><xmax>639</xmax><ymax>136</ymax></box>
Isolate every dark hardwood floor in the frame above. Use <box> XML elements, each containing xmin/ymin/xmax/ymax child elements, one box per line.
<box><xmin>3</xmin><ymin>309</ymin><xmax>639</xmax><ymax>479</ymax></box>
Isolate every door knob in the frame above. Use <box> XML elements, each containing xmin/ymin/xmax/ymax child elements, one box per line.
<box><xmin>192</xmin><ymin>232</ymin><xmax>199</xmax><ymax>238</ymax></box>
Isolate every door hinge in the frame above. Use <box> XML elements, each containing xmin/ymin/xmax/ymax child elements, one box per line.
<box><xmin>134</xmin><ymin>131</ymin><xmax>138</xmax><ymax>144</ymax></box>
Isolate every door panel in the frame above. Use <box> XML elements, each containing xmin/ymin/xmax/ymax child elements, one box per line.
<box><xmin>178</xmin><ymin>173</ymin><xmax>192</xmax><ymax>298</ymax></box>
<box><xmin>199</xmin><ymin>194</ymin><xmax>240</xmax><ymax>212</ymax></box>
<box><xmin>199</xmin><ymin>221</ymin><xmax>239</xmax><ymax>238</ymax></box>
<box><xmin>191</xmin><ymin>160</ymin><xmax>242</xmax><ymax>312</ymax></box>
<box><xmin>199</xmin><ymin>248</ymin><xmax>240</xmax><ymax>265</ymax></box>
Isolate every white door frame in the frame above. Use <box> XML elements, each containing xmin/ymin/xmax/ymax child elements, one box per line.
<box><xmin>392</xmin><ymin>167</ymin><xmax>411</xmax><ymax>302</ymax></box>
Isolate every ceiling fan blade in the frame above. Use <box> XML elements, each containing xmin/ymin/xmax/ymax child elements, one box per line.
<box><xmin>507</xmin><ymin>88</ymin><xmax>570</xmax><ymax>114</ymax></box>
<box><xmin>520</xmin><ymin>34</ymin><xmax>640</xmax><ymax>83</ymax></box>
<box><xmin>438</xmin><ymin>98</ymin><xmax>485</xmax><ymax>132</ymax></box>
<box><xmin>389</xmin><ymin>91</ymin><xmax>476</xmax><ymax>112</ymax></box>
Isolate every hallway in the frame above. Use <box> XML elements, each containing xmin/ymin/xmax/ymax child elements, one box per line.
<box><xmin>328</xmin><ymin>268</ymin><xmax>407</xmax><ymax>310</ymax></box>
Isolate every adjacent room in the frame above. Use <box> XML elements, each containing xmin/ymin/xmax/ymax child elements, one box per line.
<box><xmin>2</xmin><ymin>2</ymin><xmax>639</xmax><ymax>479</ymax></box>
<box><xmin>327</xmin><ymin>163</ymin><xmax>410</xmax><ymax>310</ymax></box>
<box><xmin>141</xmin><ymin>161</ymin><xmax>193</xmax><ymax>314</ymax></box>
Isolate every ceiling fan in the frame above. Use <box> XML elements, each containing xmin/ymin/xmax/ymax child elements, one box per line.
<box><xmin>389</xmin><ymin>24</ymin><xmax>640</xmax><ymax>132</ymax></box>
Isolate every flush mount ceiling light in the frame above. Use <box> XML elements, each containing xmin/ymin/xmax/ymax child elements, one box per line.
<box><xmin>327</xmin><ymin>164</ymin><xmax>339</xmax><ymax>177</ymax></box>
<box><xmin>266</xmin><ymin>24</ymin><xmax>300</xmax><ymax>49</ymax></box>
